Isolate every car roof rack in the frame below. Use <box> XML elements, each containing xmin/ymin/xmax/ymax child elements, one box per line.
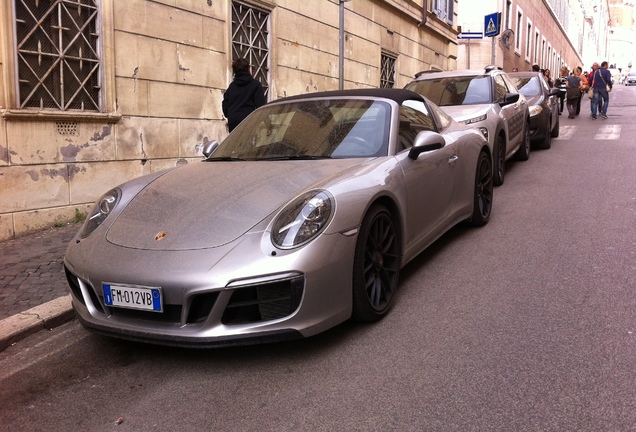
<box><xmin>484</xmin><ymin>65</ymin><xmax>503</xmax><ymax>72</ymax></box>
<box><xmin>414</xmin><ymin>68</ymin><xmax>444</xmax><ymax>78</ymax></box>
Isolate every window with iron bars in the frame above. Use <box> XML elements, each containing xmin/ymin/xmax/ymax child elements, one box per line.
<box><xmin>13</xmin><ymin>0</ymin><xmax>102</xmax><ymax>112</ymax></box>
<box><xmin>231</xmin><ymin>1</ymin><xmax>270</xmax><ymax>99</ymax></box>
<box><xmin>380</xmin><ymin>52</ymin><xmax>396</xmax><ymax>89</ymax></box>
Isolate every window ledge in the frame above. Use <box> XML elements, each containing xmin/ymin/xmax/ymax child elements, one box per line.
<box><xmin>1</xmin><ymin>109</ymin><xmax>122</xmax><ymax>123</ymax></box>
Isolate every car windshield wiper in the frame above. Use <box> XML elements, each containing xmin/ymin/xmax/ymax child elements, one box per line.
<box><xmin>204</xmin><ymin>156</ymin><xmax>249</xmax><ymax>162</ymax></box>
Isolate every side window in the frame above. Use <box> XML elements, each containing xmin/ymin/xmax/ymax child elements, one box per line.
<box><xmin>13</xmin><ymin>0</ymin><xmax>102</xmax><ymax>111</ymax></box>
<box><xmin>494</xmin><ymin>75</ymin><xmax>508</xmax><ymax>101</ymax></box>
<box><xmin>231</xmin><ymin>2</ymin><xmax>271</xmax><ymax>99</ymax></box>
<box><xmin>380</xmin><ymin>52</ymin><xmax>396</xmax><ymax>88</ymax></box>
<box><xmin>397</xmin><ymin>102</ymin><xmax>437</xmax><ymax>152</ymax></box>
<box><xmin>502</xmin><ymin>74</ymin><xmax>519</xmax><ymax>94</ymax></box>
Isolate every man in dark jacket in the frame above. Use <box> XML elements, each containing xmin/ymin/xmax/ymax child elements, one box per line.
<box><xmin>590</xmin><ymin>61</ymin><xmax>613</xmax><ymax>119</ymax></box>
<box><xmin>222</xmin><ymin>58</ymin><xmax>266</xmax><ymax>131</ymax></box>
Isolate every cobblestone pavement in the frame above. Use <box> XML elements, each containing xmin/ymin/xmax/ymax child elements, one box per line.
<box><xmin>0</xmin><ymin>224</ymin><xmax>79</xmax><ymax>321</ymax></box>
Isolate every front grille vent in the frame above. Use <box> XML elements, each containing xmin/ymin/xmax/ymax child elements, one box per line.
<box><xmin>222</xmin><ymin>275</ymin><xmax>304</xmax><ymax>325</ymax></box>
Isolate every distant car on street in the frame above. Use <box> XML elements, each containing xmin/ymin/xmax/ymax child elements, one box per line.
<box><xmin>405</xmin><ymin>66</ymin><xmax>531</xmax><ymax>186</ymax></box>
<box><xmin>508</xmin><ymin>71</ymin><xmax>561</xmax><ymax>149</ymax></box>
<box><xmin>625</xmin><ymin>72</ymin><xmax>636</xmax><ymax>86</ymax></box>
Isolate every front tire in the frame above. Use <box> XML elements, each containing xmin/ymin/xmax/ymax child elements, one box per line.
<box><xmin>493</xmin><ymin>135</ymin><xmax>506</xmax><ymax>186</ymax></box>
<box><xmin>469</xmin><ymin>151</ymin><xmax>493</xmax><ymax>227</ymax></box>
<box><xmin>514</xmin><ymin>122</ymin><xmax>531</xmax><ymax>161</ymax></box>
<box><xmin>538</xmin><ymin>126</ymin><xmax>552</xmax><ymax>149</ymax></box>
<box><xmin>351</xmin><ymin>205</ymin><xmax>400</xmax><ymax>321</ymax></box>
<box><xmin>550</xmin><ymin>116</ymin><xmax>560</xmax><ymax>138</ymax></box>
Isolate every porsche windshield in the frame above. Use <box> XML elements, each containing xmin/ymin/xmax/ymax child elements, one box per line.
<box><xmin>213</xmin><ymin>99</ymin><xmax>391</xmax><ymax>160</ymax></box>
<box><xmin>405</xmin><ymin>75</ymin><xmax>492</xmax><ymax>106</ymax></box>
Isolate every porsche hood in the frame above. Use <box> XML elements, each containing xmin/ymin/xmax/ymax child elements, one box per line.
<box><xmin>106</xmin><ymin>159</ymin><xmax>364</xmax><ymax>251</ymax></box>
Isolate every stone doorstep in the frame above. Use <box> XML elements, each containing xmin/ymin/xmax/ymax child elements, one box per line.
<box><xmin>0</xmin><ymin>295</ymin><xmax>74</xmax><ymax>352</ymax></box>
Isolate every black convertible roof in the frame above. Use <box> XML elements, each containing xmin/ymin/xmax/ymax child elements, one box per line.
<box><xmin>272</xmin><ymin>88</ymin><xmax>426</xmax><ymax>105</ymax></box>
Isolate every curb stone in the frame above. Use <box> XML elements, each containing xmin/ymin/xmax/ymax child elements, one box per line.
<box><xmin>0</xmin><ymin>295</ymin><xmax>74</xmax><ymax>352</ymax></box>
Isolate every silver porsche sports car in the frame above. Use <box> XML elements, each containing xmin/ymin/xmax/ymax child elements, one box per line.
<box><xmin>64</xmin><ymin>89</ymin><xmax>493</xmax><ymax>347</ymax></box>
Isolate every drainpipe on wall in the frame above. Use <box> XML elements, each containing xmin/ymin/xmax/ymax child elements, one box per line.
<box><xmin>419</xmin><ymin>0</ymin><xmax>428</xmax><ymax>26</ymax></box>
<box><xmin>339</xmin><ymin>0</ymin><xmax>351</xmax><ymax>90</ymax></box>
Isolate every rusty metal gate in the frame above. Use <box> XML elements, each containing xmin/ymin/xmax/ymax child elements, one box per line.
<box><xmin>231</xmin><ymin>1</ymin><xmax>270</xmax><ymax>98</ymax></box>
<box><xmin>13</xmin><ymin>0</ymin><xmax>102</xmax><ymax>111</ymax></box>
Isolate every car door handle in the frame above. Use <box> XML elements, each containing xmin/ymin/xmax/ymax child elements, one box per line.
<box><xmin>448</xmin><ymin>155</ymin><xmax>458</xmax><ymax>165</ymax></box>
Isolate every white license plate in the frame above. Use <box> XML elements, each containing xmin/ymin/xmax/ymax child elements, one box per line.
<box><xmin>103</xmin><ymin>284</ymin><xmax>162</xmax><ymax>312</ymax></box>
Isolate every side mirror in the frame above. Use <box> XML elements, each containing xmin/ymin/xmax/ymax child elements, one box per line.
<box><xmin>408</xmin><ymin>131</ymin><xmax>445</xmax><ymax>160</ymax></box>
<box><xmin>201</xmin><ymin>140</ymin><xmax>220</xmax><ymax>158</ymax></box>
<box><xmin>548</xmin><ymin>87</ymin><xmax>560</xmax><ymax>96</ymax></box>
<box><xmin>500</xmin><ymin>93</ymin><xmax>520</xmax><ymax>106</ymax></box>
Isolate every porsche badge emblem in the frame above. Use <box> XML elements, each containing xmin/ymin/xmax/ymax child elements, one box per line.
<box><xmin>155</xmin><ymin>231</ymin><xmax>168</xmax><ymax>241</ymax></box>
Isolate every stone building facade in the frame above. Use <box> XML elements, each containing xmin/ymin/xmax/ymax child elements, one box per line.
<box><xmin>0</xmin><ymin>0</ymin><xmax>458</xmax><ymax>240</ymax></box>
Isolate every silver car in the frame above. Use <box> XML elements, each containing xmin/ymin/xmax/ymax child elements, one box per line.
<box><xmin>405</xmin><ymin>66</ymin><xmax>531</xmax><ymax>186</ymax></box>
<box><xmin>64</xmin><ymin>89</ymin><xmax>493</xmax><ymax>347</ymax></box>
<box><xmin>625</xmin><ymin>72</ymin><xmax>636</xmax><ymax>86</ymax></box>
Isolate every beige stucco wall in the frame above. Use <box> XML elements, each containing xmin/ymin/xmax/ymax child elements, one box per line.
<box><xmin>0</xmin><ymin>0</ymin><xmax>458</xmax><ymax>240</ymax></box>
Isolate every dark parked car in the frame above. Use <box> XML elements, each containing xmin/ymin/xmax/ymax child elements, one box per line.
<box><xmin>508</xmin><ymin>72</ymin><xmax>560</xmax><ymax>149</ymax></box>
<box><xmin>64</xmin><ymin>88</ymin><xmax>493</xmax><ymax>348</ymax></box>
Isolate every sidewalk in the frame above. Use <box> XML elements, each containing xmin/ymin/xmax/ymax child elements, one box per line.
<box><xmin>0</xmin><ymin>224</ymin><xmax>79</xmax><ymax>351</ymax></box>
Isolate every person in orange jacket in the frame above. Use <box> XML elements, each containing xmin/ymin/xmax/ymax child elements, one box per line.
<box><xmin>576</xmin><ymin>66</ymin><xmax>588</xmax><ymax>116</ymax></box>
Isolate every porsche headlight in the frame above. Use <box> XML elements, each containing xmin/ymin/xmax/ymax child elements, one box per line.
<box><xmin>81</xmin><ymin>188</ymin><xmax>120</xmax><ymax>238</ymax></box>
<box><xmin>272</xmin><ymin>190</ymin><xmax>334</xmax><ymax>249</ymax></box>
<box><xmin>528</xmin><ymin>105</ymin><xmax>543</xmax><ymax>117</ymax></box>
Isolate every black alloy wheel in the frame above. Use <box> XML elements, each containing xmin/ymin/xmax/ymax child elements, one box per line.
<box><xmin>351</xmin><ymin>205</ymin><xmax>400</xmax><ymax>321</ymax></box>
<box><xmin>515</xmin><ymin>123</ymin><xmax>531</xmax><ymax>161</ymax></box>
<box><xmin>550</xmin><ymin>116</ymin><xmax>560</xmax><ymax>138</ymax></box>
<box><xmin>493</xmin><ymin>135</ymin><xmax>506</xmax><ymax>186</ymax></box>
<box><xmin>540</xmin><ymin>130</ymin><xmax>552</xmax><ymax>149</ymax></box>
<box><xmin>469</xmin><ymin>151</ymin><xmax>494</xmax><ymax>227</ymax></box>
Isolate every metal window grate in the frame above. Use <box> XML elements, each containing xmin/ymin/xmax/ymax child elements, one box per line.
<box><xmin>380</xmin><ymin>53</ymin><xmax>396</xmax><ymax>89</ymax></box>
<box><xmin>231</xmin><ymin>1</ymin><xmax>270</xmax><ymax>98</ymax></box>
<box><xmin>13</xmin><ymin>0</ymin><xmax>102</xmax><ymax>111</ymax></box>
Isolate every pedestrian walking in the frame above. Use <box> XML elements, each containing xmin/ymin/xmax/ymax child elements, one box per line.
<box><xmin>588</xmin><ymin>63</ymin><xmax>600</xmax><ymax>116</ymax></box>
<box><xmin>565</xmin><ymin>68</ymin><xmax>582</xmax><ymax>119</ymax></box>
<box><xmin>590</xmin><ymin>61</ymin><xmax>612</xmax><ymax>120</ymax></box>
<box><xmin>556</xmin><ymin>66</ymin><xmax>569</xmax><ymax>115</ymax></box>
<box><xmin>575</xmin><ymin>66</ymin><xmax>588</xmax><ymax>116</ymax></box>
<box><xmin>222</xmin><ymin>58</ymin><xmax>266</xmax><ymax>132</ymax></box>
<box><xmin>542</xmin><ymin>68</ymin><xmax>554</xmax><ymax>87</ymax></box>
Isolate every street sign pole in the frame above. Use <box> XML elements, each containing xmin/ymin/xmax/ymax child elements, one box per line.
<box><xmin>457</xmin><ymin>32</ymin><xmax>483</xmax><ymax>68</ymax></box>
<box><xmin>484</xmin><ymin>12</ymin><xmax>501</xmax><ymax>66</ymax></box>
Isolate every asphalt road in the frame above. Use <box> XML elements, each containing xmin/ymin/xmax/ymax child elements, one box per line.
<box><xmin>1</xmin><ymin>87</ymin><xmax>635</xmax><ymax>432</ymax></box>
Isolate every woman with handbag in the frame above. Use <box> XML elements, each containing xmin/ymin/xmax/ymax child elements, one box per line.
<box><xmin>565</xmin><ymin>68</ymin><xmax>582</xmax><ymax>119</ymax></box>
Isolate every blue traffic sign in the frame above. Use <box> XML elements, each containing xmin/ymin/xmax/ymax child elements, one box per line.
<box><xmin>484</xmin><ymin>12</ymin><xmax>501</xmax><ymax>37</ymax></box>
